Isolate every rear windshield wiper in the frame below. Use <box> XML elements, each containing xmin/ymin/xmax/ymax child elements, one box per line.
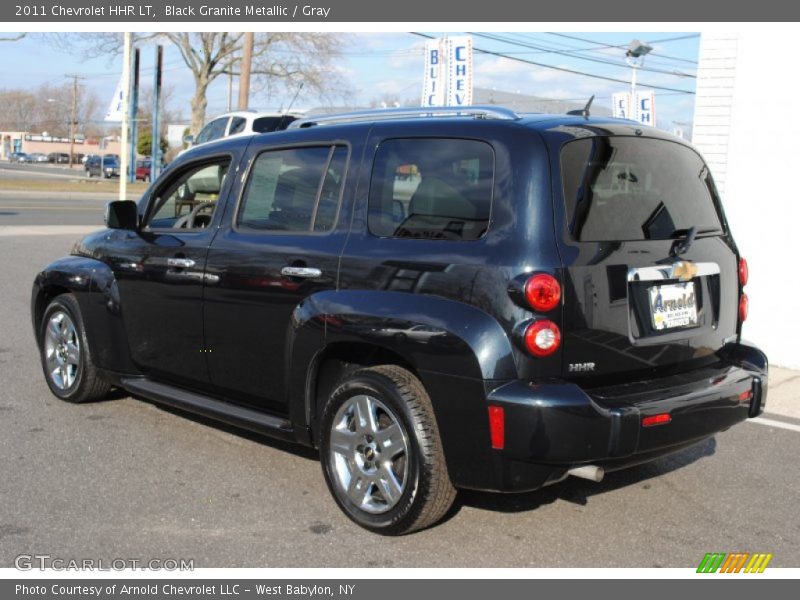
<box><xmin>670</xmin><ymin>226</ymin><xmax>721</xmax><ymax>256</ymax></box>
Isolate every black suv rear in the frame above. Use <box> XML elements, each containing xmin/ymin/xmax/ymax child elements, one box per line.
<box><xmin>31</xmin><ymin>107</ymin><xmax>767</xmax><ymax>534</ymax></box>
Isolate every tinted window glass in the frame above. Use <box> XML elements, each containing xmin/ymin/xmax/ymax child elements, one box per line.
<box><xmin>368</xmin><ymin>139</ymin><xmax>494</xmax><ymax>241</ymax></box>
<box><xmin>196</xmin><ymin>118</ymin><xmax>229</xmax><ymax>144</ymax></box>
<box><xmin>229</xmin><ymin>116</ymin><xmax>247</xmax><ymax>135</ymax></box>
<box><xmin>315</xmin><ymin>147</ymin><xmax>348</xmax><ymax>232</ymax></box>
<box><xmin>253</xmin><ymin>116</ymin><xmax>297</xmax><ymax>133</ymax></box>
<box><xmin>238</xmin><ymin>146</ymin><xmax>346</xmax><ymax>233</ymax></box>
<box><xmin>146</xmin><ymin>159</ymin><xmax>230</xmax><ymax>229</ymax></box>
<box><xmin>561</xmin><ymin>137</ymin><xmax>723</xmax><ymax>241</ymax></box>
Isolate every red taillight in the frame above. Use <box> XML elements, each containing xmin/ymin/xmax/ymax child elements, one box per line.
<box><xmin>738</xmin><ymin>257</ymin><xmax>749</xmax><ymax>287</ymax></box>
<box><xmin>488</xmin><ymin>406</ymin><xmax>505</xmax><ymax>450</ymax></box>
<box><xmin>738</xmin><ymin>390</ymin><xmax>753</xmax><ymax>403</ymax></box>
<box><xmin>524</xmin><ymin>274</ymin><xmax>561</xmax><ymax>312</ymax></box>
<box><xmin>523</xmin><ymin>319</ymin><xmax>561</xmax><ymax>357</ymax></box>
<box><xmin>642</xmin><ymin>413</ymin><xmax>672</xmax><ymax>427</ymax></box>
<box><xmin>739</xmin><ymin>293</ymin><xmax>749</xmax><ymax>322</ymax></box>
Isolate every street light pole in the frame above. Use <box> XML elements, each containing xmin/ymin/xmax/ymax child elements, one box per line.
<box><xmin>625</xmin><ymin>39</ymin><xmax>653</xmax><ymax>121</ymax></box>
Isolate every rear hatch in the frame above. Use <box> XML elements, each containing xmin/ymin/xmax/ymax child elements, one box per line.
<box><xmin>553</xmin><ymin>134</ymin><xmax>741</xmax><ymax>383</ymax></box>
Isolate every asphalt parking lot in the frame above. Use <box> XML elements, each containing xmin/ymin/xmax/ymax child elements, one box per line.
<box><xmin>1</xmin><ymin>220</ymin><xmax>799</xmax><ymax>568</ymax></box>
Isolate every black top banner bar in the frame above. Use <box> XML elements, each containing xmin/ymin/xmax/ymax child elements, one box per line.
<box><xmin>3</xmin><ymin>0</ymin><xmax>800</xmax><ymax>22</ymax></box>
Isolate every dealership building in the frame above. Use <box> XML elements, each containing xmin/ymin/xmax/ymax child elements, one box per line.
<box><xmin>692</xmin><ymin>30</ymin><xmax>798</xmax><ymax>368</ymax></box>
<box><xmin>0</xmin><ymin>131</ymin><xmax>122</xmax><ymax>160</ymax></box>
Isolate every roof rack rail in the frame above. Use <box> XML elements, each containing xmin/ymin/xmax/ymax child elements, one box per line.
<box><xmin>288</xmin><ymin>105</ymin><xmax>521</xmax><ymax>129</ymax></box>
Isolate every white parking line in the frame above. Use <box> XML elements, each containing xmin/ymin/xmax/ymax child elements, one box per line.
<box><xmin>749</xmin><ymin>417</ymin><xmax>800</xmax><ymax>433</ymax></box>
<box><xmin>0</xmin><ymin>225</ymin><xmax>99</xmax><ymax>236</ymax></box>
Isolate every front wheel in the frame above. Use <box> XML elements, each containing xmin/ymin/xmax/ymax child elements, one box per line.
<box><xmin>38</xmin><ymin>295</ymin><xmax>111</xmax><ymax>403</ymax></box>
<box><xmin>319</xmin><ymin>365</ymin><xmax>456</xmax><ymax>535</ymax></box>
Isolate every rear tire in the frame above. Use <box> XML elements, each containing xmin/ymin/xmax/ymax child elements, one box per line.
<box><xmin>319</xmin><ymin>365</ymin><xmax>456</xmax><ymax>535</ymax></box>
<box><xmin>38</xmin><ymin>295</ymin><xmax>111</xmax><ymax>403</ymax></box>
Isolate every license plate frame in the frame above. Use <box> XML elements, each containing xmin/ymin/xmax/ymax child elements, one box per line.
<box><xmin>648</xmin><ymin>281</ymin><xmax>698</xmax><ymax>331</ymax></box>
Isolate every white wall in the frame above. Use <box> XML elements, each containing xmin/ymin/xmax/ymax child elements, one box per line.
<box><xmin>694</xmin><ymin>31</ymin><xmax>800</xmax><ymax>368</ymax></box>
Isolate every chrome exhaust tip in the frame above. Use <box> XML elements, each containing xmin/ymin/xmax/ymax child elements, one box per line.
<box><xmin>567</xmin><ymin>465</ymin><xmax>605</xmax><ymax>482</ymax></box>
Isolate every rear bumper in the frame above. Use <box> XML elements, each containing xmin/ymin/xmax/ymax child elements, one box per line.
<box><xmin>480</xmin><ymin>341</ymin><xmax>767</xmax><ymax>492</ymax></box>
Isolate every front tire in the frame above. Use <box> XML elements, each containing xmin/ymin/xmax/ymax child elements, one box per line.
<box><xmin>38</xmin><ymin>295</ymin><xmax>111</xmax><ymax>403</ymax></box>
<box><xmin>319</xmin><ymin>365</ymin><xmax>456</xmax><ymax>535</ymax></box>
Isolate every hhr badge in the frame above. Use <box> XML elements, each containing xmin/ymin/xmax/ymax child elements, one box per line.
<box><xmin>568</xmin><ymin>362</ymin><xmax>596</xmax><ymax>372</ymax></box>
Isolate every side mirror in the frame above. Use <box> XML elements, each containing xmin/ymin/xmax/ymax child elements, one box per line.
<box><xmin>104</xmin><ymin>200</ymin><xmax>139</xmax><ymax>230</ymax></box>
<box><xmin>183</xmin><ymin>134</ymin><xmax>195</xmax><ymax>146</ymax></box>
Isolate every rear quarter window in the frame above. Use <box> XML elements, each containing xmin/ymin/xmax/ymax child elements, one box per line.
<box><xmin>561</xmin><ymin>137</ymin><xmax>724</xmax><ymax>241</ymax></box>
<box><xmin>368</xmin><ymin>138</ymin><xmax>494</xmax><ymax>241</ymax></box>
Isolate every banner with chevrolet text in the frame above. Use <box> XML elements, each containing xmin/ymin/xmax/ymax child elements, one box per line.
<box><xmin>421</xmin><ymin>36</ymin><xmax>473</xmax><ymax>107</ymax></box>
<box><xmin>612</xmin><ymin>90</ymin><xmax>657</xmax><ymax>126</ymax></box>
<box><xmin>446</xmin><ymin>36</ymin><xmax>473</xmax><ymax>107</ymax></box>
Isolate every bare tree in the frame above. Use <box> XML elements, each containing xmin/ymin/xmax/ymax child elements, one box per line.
<box><xmin>0</xmin><ymin>83</ymin><xmax>101</xmax><ymax>136</ymax></box>
<box><xmin>0</xmin><ymin>90</ymin><xmax>38</xmax><ymax>131</ymax></box>
<box><xmin>60</xmin><ymin>32</ymin><xmax>346</xmax><ymax>135</ymax></box>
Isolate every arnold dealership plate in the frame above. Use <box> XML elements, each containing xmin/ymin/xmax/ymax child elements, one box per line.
<box><xmin>649</xmin><ymin>281</ymin><xmax>698</xmax><ymax>330</ymax></box>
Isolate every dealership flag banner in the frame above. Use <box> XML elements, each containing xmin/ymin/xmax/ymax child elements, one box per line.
<box><xmin>446</xmin><ymin>36</ymin><xmax>473</xmax><ymax>106</ymax></box>
<box><xmin>611</xmin><ymin>90</ymin><xmax>657</xmax><ymax>126</ymax></box>
<box><xmin>612</xmin><ymin>91</ymin><xmax>631</xmax><ymax>119</ymax></box>
<box><xmin>635</xmin><ymin>89</ymin><xmax>657</xmax><ymax>126</ymax></box>
<box><xmin>104</xmin><ymin>74</ymin><xmax>126</xmax><ymax>122</ymax></box>
<box><xmin>421</xmin><ymin>38</ymin><xmax>445</xmax><ymax>107</ymax></box>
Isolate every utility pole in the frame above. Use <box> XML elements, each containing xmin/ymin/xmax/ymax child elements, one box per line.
<box><xmin>237</xmin><ymin>32</ymin><xmax>254</xmax><ymax>110</ymax></box>
<box><xmin>129</xmin><ymin>47</ymin><xmax>140</xmax><ymax>184</ymax></box>
<box><xmin>66</xmin><ymin>74</ymin><xmax>85</xmax><ymax>168</ymax></box>
<box><xmin>227</xmin><ymin>69</ymin><xmax>233</xmax><ymax>112</ymax></box>
<box><xmin>151</xmin><ymin>45</ymin><xmax>163</xmax><ymax>181</ymax></box>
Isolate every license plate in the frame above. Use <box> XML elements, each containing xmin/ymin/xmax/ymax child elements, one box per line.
<box><xmin>649</xmin><ymin>282</ymin><xmax>698</xmax><ymax>330</ymax></box>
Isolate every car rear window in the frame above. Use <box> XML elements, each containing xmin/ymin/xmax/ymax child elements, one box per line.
<box><xmin>368</xmin><ymin>138</ymin><xmax>494</xmax><ymax>241</ymax></box>
<box><xmin>253</xmin><ymin>116</ymin><xmax>296</xmax><ymax>133</ymax></box>
<box><xmin>561</xmin><ymin>137</ymin><xmax>724</xmax><ymax>241</ymax></box>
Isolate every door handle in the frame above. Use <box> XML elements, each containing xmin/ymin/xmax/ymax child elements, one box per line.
<box><xmin>167</xmin><ymin>257</ymin><xmax>196</xmax><ymax>268</ymax></box>
<box><xmin>281</xmin><ymin>266</ymin><xmax>322</xmax><ymax>279</ymax></box>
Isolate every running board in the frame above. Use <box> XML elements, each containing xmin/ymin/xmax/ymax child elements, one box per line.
<box><xmin>121</xmin><ymin>378</ymin><xmax>295</xmax><ymax>441</ymax></box>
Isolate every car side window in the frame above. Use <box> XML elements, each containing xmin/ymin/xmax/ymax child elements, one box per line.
<box><xmin>237</xmin><ymin>146</ymin><xmax>347</xmax><ymax>233</ymax></box>
<box><xmin>368</xmin><ymin>138</ymin><xmax>494</xmax><ymax>241</ymax></box>
<box><xmin>144</xmin><ymin>158</ymin><xmax>231</xmax><ymax>230</ymax></box>
<box><xmin>196</xmin><ymin>118</ymin><xmax>229</xmax><ymax>144</ymax></box>
<box><xmin>229</xmin><ymin>117</ymin><xmax>247</xmax><ymax>135</ymax></box>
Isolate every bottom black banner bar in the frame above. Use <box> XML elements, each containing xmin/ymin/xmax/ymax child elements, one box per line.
<box><xmin>2</xmin><ymin>579</ymin><xmax>797</xmax><ymax>600</ymax></box>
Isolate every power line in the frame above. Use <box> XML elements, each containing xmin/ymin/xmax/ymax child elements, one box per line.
<box><xmin>469</xmin><ymin>32</ymin><xmax>695</xmax><ymax>78</ymax></box>
<box><xmin>409</xmin><ymin>32</ymin><xmax>695</xmax><ymax>95</ymax></box>
<box><xmin>545</xmin><ymin>32</ymin><xmax>700</xmax><ymax>65</ymax></box>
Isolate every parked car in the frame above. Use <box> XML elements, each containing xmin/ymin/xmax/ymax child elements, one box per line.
<box><xmin>135</xmin><ymin>159</ymin><xmax>152</xmax><ymax>182</ymax></box>
<box><xmin>8</xmin><ymin>152</ymin><xmax>30</xmax><ymax>163</ymax></box>
<box><xmin>28</xmin><ymin>153</ymin><xmax>49</xmax><ymax>163</ymax></box>
<box><xmin>47</xmin><ymin>152</ymin><xmax>70</xmax><ymax>164</ymax></box>
<box><xmin>183</xmin><ymin>109</ymin><xmax>302</xmax><ymax>151</ymax></box>
<box><xmin>31</xmin><ymin>106</ymin><xmax>768</xmax><ymax>535</ymax></box>
<box><xmin>84</xmin><ymin>155</ymin><xmax>120</xmax><ymax>178</ymax></box>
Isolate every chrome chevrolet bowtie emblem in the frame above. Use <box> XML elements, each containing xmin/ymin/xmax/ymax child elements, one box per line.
<box><xmin>670</xmin><ymin>260</ymin><xmax>698</xmax><ymax>282</ymax></box>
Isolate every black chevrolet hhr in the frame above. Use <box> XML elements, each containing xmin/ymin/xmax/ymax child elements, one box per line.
<box><xmin>32</xmin><ymin>107</ymin><xmax>767</xmax><ymax>534</ymax></box>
